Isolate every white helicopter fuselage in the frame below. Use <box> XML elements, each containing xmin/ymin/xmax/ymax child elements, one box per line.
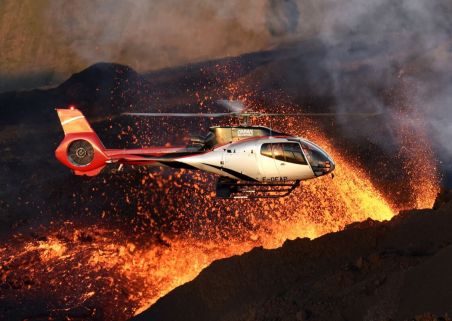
<box><xmin>170</xmin><ymin>136</ymin><xmax>335</xmax><ymax>182</ymax></box>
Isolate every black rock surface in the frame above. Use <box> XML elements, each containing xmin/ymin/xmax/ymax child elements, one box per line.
<box><xmin>131</xmin><ymin>192</ymin><xmax>452</xmax><ymax>321</ymax></box>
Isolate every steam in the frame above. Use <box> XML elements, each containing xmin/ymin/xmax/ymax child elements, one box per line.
<box><xmin>298</xmin><ymin>0</ymin><xmax>452</xmax><ymax>177</ymax></box>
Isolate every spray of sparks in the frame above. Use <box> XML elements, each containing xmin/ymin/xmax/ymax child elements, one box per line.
<box><xmin>0</xmin><ymin>64</ymin><xmax>440</xmax><ymax>321</ymax></box>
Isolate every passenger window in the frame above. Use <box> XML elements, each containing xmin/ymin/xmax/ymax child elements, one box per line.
<box><xmin>260</xmin><ymin>143</ymin><xmax>273</xmax><ymax>158</ymax></box>
<box><xmin>272</xmin><ymin>143</ymin><xmax>285</xmax><ymax>162</ymax></box>
<box><xmin>283</xmin><ymin>143</ymin><xmax>307</xmax><ymax>165</ymax></box>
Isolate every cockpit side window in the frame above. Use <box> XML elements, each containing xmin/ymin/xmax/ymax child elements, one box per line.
<box><xmin>283</xmin><ymin>143</ymin><xmax>307</xmax><ymax>165</ymax></box>
<box><xmin>272</xmin><ymin>143</ymin><xmax>285</xmax><ymax>162</ymax></box>
<box><xmin>261</xmin><ymin>142</ymin><xmax>308</xmax><ymax>165</ymax></box>
<box><xmin>260</xmin><ymin>143</ymin><xmax>273</xmax><ymax>158</ymax></box>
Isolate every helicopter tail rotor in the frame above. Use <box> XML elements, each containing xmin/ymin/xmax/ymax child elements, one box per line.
<box><xmin>55</xmin><ymin>107</ymin><xmax>109</xmax><ymax>176</ymax></box>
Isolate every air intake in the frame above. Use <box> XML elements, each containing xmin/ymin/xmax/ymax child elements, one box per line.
<box><xmin>67</xmin><ymin>140</ymin><xmax>94</xmax><ymax>166</ymax></box>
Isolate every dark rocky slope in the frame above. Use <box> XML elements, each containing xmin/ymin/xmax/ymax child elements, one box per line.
<box><xmin>131</xmin><ymin>193</ymin><xmax>452</xmax><ymax>321</ymax></box>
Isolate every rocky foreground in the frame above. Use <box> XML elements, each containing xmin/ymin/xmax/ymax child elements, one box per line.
<box><xmin>131</xmin><ymin>191</ymin><xmax>452</xmax><ymax>321</ymax></box>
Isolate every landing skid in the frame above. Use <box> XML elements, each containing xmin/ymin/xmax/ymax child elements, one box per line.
<box><xmin>216</xmin><ymin>178</ymin><xmax>301</xmax><ymax>199</ymax></box>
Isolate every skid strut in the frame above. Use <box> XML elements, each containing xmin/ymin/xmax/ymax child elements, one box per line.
<box><xmin>216</xmin><ymin>178</ymin><xmax>301</xmax><ymax>199</ymax></box>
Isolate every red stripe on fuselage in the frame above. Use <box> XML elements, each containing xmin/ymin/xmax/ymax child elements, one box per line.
<box><xmin>105</xmin><ymin>146</ymin><xmax>187</xmax><ymax>158</ymax></box>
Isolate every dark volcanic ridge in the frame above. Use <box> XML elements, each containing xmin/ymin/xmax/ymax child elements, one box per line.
<box><xmin>131</xmin><ymin>191</ymin><xmax>452</xmax><ymax>321</ymax></box>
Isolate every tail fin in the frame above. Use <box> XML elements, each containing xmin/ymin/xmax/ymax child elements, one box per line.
<box><xmin>56</xmin><ymin>107</ymin><xmax>96</xmax><ymax>135</ymax></box>
<box><xmin>55</xmin><ymin>107</ymin><xmax>108</xmax><ymax>176</ymax></box>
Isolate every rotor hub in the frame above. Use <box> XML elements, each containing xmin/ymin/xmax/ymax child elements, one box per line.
<box><xmin>67</xmin><ymin>139</ymin><xmax>94</xmax><ymax>166</ymax></box>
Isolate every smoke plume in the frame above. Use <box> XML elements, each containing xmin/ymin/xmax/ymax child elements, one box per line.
<box><xmin>295</xmin><ymin>0</ymin><xmax>452</xmax><ymax>182</ymax></box>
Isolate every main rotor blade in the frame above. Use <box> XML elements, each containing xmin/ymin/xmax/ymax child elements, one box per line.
<box><xmin>122</xmin><ymin>112</ymin><xmax>233</xmax><ymax>117</ymax></box>
<box><xmin>122</xmin><ymin>111</ymin><xmax>383</xmax><ymax>118</ymax></box>
<box><xmin>262</xmin><ymin>112</ymin><xmax>383</xmax><ymax>117</ymax></box>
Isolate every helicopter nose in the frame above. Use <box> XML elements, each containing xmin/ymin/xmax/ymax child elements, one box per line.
<box><xmin>314</xmin><ymin>158</ymin><xmax>335</xmax><ymax>177</ymax></box>
<box><xmin>326</xmin><ymin>155</ymin><xmax>335</xmax><ymax>174</ymax></box>
<box><xmin>319</xmin><ymin>154</ymin><xmax>335</xmax><ymax>175</ymax></box>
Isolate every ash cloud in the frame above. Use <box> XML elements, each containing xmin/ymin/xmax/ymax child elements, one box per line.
<box><xmin>1</xmin><ymin>0</ymin><xmax>304</xmax><ymax>92</ymax></box>
<box><xmin>48</xmin><ymin>0</ymin><xmax>296</xmax><ymax>71</ymax></box>
<box><xmin>296</xmin><ymin>0</ymin><xmax>452</xmax><ymax>178</ymax></box>
<box><xmin>267</xmin><ymin>0</ymin><xmax>300</xmax><ymax>36</ymax></box>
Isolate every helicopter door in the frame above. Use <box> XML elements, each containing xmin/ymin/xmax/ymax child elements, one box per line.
<box><xmin>274</xmin><ymin>142</ymin><xmax>312</xmax><ymax>180</ymax></box>
<box><xmin>223</xmin><ymin>143</ymin><xmax>259</xmax><ymax>181</ymax></box>
<box><xmin>258</xmin><ymin>143</ymin><xmax>280</xmax><ymax>181</ymax></box>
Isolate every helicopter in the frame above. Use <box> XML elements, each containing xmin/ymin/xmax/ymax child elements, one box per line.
<box><xmin>54</xmin><ymin>101</ymin><xmax>371</xmax><ymax>199</ymax></box>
